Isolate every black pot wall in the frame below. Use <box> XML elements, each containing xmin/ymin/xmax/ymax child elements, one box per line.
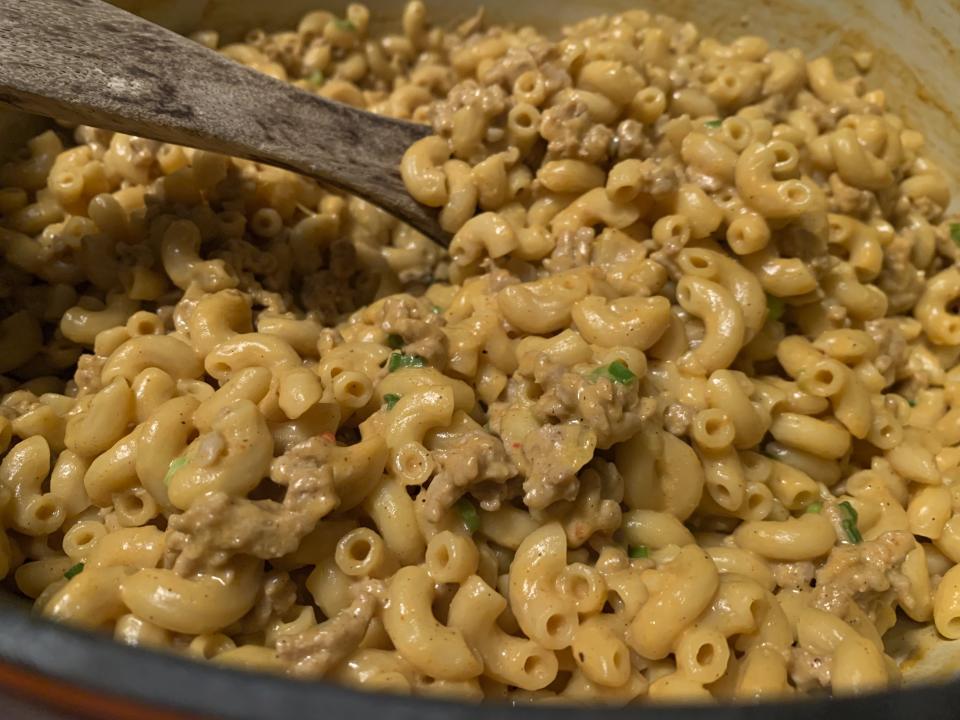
<box><xmin>2</xmin><ymin>595</ymin><xmax>960</xmax><ymax>720</ymax></box>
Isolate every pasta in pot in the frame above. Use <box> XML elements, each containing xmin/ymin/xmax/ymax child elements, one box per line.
<box><xmin>1</xmin><ymin>0</ymin><xmax>959</xmax><ymax>703</ymax></box>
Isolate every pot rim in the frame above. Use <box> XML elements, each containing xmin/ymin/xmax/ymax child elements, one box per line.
<box><xmin>2</xmin><ymin>599</ymin><xmax>960</xmax><ymax>719</ymax></box>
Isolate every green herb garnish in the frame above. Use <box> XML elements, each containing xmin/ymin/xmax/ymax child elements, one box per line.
<box><xmin>767</xmin><ymin>294</ymin><xmax>785</xmax><ymax>322</ymax></box>
<box><xmin>431</xmin><ymin>305</ymin><xmax>442</xmax><ymax>314</ymax></box>
<box><xmin>704</xmin><ymin>119</ymin><xmax>723</xmax><ymax>128</ymax></box>
<box><xmin>838</xmin><ymin>500</ymin><xmax>862</xmax><ymax>544</ymax></box>
<box><xmin>386</xmin><ymin>333</ymin><xmax>404</xmax><ymax>349</ymax></box>
<box><xmin>838</xmin><ymin>501</ymin><xmax>858</xmax><ymax>522</ymax></box>
<box><xmin>307</xmin><ymin>70</ymin><xmax>325</xmax><ymax>85</ymax></box>
<box><xmin>805</xmin><ymin>501</ymin><xmax>823</xmax><ymax>514</ymax></box>
<box><xmin>842</xmin><ymin>519</ymin><xmax>862</xmax><ymax>543</ymax></box>
<box><xmin>383</xmin><ymin>393</ymin><xmax>401</xmax><ymax>410</ymax></box>
<box><xmin>588</xmin><ymin>360</ymin><xmax>636</xmax><ymax>385</ymax></box>
<box><xmin>163</xmin><ymin>455</ymin><xmax>188</xmax><ymax>486</ymax></box>
<box><xmin>949</xmin><ymin>222</ymin><xmax>960</xmax><ymax>247</ymax></box>
<box><xmin>455</xmin><ymin>496</ymin><xmax>480</xmax><ymax>534</ymax></box>
<box><xmin>907</xmin><ymin>399</ymin><xmax>917</xmax><ymax>407</ymax></box>
<box><xmin>64</xmin><ymin>562</ymin><xmax>84</xmax><ymax>580</ymax></box>
<box><xmin>628</xmin><ymin>545</ymin><xmax>649</xmax><ymax>559</ymax></box>
<box><xmin>387</xmin><ymin>352</ymin><xmax>427</xmax><ymax>372</ymax></box>
<box><xmin>334</xmin><ymin>18</ymin><xmax>356</xmax><ymax>31</ymax></box>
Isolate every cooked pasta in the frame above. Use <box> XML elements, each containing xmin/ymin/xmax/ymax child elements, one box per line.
<box><xmin>0</xmin><ymin>1</ymin><xmax>958</xmax><ymax>704</ymax></box>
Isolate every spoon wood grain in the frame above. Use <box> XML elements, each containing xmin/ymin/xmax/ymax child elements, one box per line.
<box><xmin>0</xmin><ymin>0</ymin><xmax>447</xmax><ymax>243</ymax></box>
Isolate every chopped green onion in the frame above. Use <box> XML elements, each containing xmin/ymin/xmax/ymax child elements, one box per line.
<box><xmin>307</xmin><ymin>70</ymin><xmax>325</xmax><ymax>85</ymax></box>
<box><xmin>704</xmin><ymin>119</ymin><xmax>723</xmax><ymax>128</ymax></box>
<box><xmin>163</xmin><ymin>455</ymin><xmax>188</xmax><ymax>486</ymax></box>
<box><xmin>455</xmin><ymin>497</ymin><xmax>480</xmax><ymax>534</ymax></box>
<box><xmin>842</xmin><ymin>519</ymin><xmax>862</xmax><ymax>544</ymax></box>
<box><xmin>334</xmin><ymin>18</ymin><xmax>356</xmax><ymax>31</ymax></box>
<box><xmin>838</xmin><ymin>500</ymin><xmax>858</xmax><ymax>522</ymax></box>
<box><xmin>628</xmin><ymin>545</ymin><xmax>649</xmax><ymax>559</ymax></box>
<box><xmin>387</xmin><ymin>352</ymin><xmax>427</xmax><ymax>372</ymax></box>
<box><xmin>383</xmin><ymin>393</ymin><xmax>401</xmax><ymax>410</ymax></box>
<box><xmin>64</xmin><ymin>562</ymin><xmax>84</xmax><ymax>580</ymax></box>
<box><xmin>386</xmin><ymin>333</ymin><xmax>404</xmax><ymax>349</ymax></box>
<box><xmin>767</xmin><ymin>294</ymin><xmax>785</xmax><ymax>322</ymax></box>
<box><xmin>607</xmin><ymin>360</ymin><xmax>637</xmax><ymax>383</ymax></box>
<box><xmin>907</xmin><ymin>399</ymin><xmax>917</xmax><ymax>407</ymax></box>
<box><xmin>805</xmin><ymin>501</ymin><xmax>823</xmax><ymax>514</ymax></box>
<box><xmin>431</xmin><ymin>305</ymin><xmax>442</xmax><ymax>314</ymax></box>
<box><xmin>950</xmin><ymin>222</ymin><xmax>960</xmax><ymax>247</ymax></box>
<box><xmin>838</xmin><ymin>501</ymin><xmax>862</xmax><ymax>544</ymax></box>
<box><xmin>588</xmin><ymin>360</ymin><xmax>636</xmax><ymax>385</ymax></box>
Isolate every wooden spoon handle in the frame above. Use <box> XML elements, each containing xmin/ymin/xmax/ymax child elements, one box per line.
<box><xmin>0</xmin><ymin>0</ymin><xmax>446</xmax><ymax>242</ymax></box>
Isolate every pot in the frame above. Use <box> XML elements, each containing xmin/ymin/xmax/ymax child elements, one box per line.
<box><xmin>0</xmin><ymin>1</ymin><xmax>958</xmax><ymax>717</ymax></box>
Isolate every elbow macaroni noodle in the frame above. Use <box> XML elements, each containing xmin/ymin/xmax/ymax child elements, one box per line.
<box><xmin>0</xmin><ymin>0</ymin><xmax>958</xmax><ymax>704</ymax></box>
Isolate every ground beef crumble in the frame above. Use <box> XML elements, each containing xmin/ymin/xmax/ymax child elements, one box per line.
<box><xmin>277</xmin><ymin>581</ymin><xmax>383</xmax><ymax>678</ymax></box>
<box><xmin>420</xmin><ymin>430</ymin><xmax>516</xmax><ymax>521</ymax></box>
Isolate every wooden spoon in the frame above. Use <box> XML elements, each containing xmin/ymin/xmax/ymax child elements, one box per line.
<box><xmin>0</xmin><ymin>0</ymin><xmax>447</xmax><ymax>243</ymax></box>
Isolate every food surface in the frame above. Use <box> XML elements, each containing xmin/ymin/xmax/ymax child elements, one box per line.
<box><xmin>1</xmin><ymin>1</ymin><xmax>959</xmax><ymax>703</ymax></box>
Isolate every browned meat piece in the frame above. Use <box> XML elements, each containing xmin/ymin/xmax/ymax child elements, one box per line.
<box><xmin>73</xmin><ymin>354</ymin><xmax>105</xmax><ymax>396</ymax></box>
<box><xmin>533</xmin><ymin>367</ymin><xmax>653</xmax><ymax>450</ymax></box>
<box><xmin>429</xmin><ymin>79</ymin><xmax>507</xmax><ymax>162</ymax></box>
<box><xmin>270</xmin><ymin>435</ymin><xmax>387</xmax><ymax>516</ymax></box>
<box><xmin>234</xmin><ymin>569</ymin><xmax>298</xmax><ymax>634</ymax></box>
<box><xmin>379</xmin><ymin>294</ymin><xmax>448</xmax><ymax>367</ymax></box>
<box><xmin>519</xmin><ymin>423</ymin><xmax>595</xmax><ymax>510</ymax></box>
<box><xmin>493</xmin><ymin>350</ymin><xmax>654</xmax><ymax>509</ymax></box>
<box><xmin>436</xmin><ymin>80</ymin><xmax>508</xmax><ymax>124</ymax></box>
<box><xmin>776</xmin><ymin>225</ymin><xmax>829</xmax><ymax>266</ymax></box>
<box><xmin>538</xmin><ymin>96</ymin><xmax>587</xmax><ymax>156</ymax></box>
<box><xmin>421</xmin><ymin>430</ymin><xmax>516</xmax><ymax>522</ymax></box>
<box><xmin>544</xmin><ymin>227</ymin><xmax>595</xmax><ymax>273</ymax></box>
<box><xmin>865</xmin><ymin>318</ymin><xmax>910</xmax><ymax>383</ymax></box>
<box><xmin>549</xmin><ymin>459</ymin><xmax>623</xmax><ymax>548</ymax></box>
<box><xmin>470</xmin><ymin>475</ymin><xmax>523</xmax><ymax>513</ymax></box>
<box><xmin>0</xmin><ymin>390</ymin><xmax>41</xmax><ymax>417</ymax></box>
<box><xmin>166</xmin><ymin>493</ymin><xmax>309</xmax><ymax>574</ymax></box>
<box><xmin>787</xmin><ymin>531</ymin><xmax>911</xmax><ymax>691</ymax></box>
<box><xmin>277</xmin><ymin>584</ymin><xmax>382</xmax><ymax>678</ymax></box>
<box><xmin>663</xmin><ymin>402</ymin><xmax>696</xmax><ymax>437</ymax></box>
<box><xmin>827</xmin><ymin>172</ymin><xmax>873</xmax><ymax>218</ymax></box>
<box><xmin>782</xmin><ymin>530</ymin><xmax>911</xmax><ymax>691</ymax></box>
<box><xmin>477</xmin><ymin>46</ymin><xmax>539</xmax><ymax>90</ymax></box>
<box><xmin>579</xmin><ymin>124</ymin><xmax>615</xmax><ymax>166</ymax></box>
<box><xmin>771</xmin><ymin>560</ymin><xmax>816</xmax><ymax>590</ymax></box>
<box><xmin>166</xmin><ymin>468</ymin><xmax>337</xmax><ymax>575</ymax></box>
<box><xmin>625</xmin><ymin>156</ymin><xmax>680</xmax><ymax>197</ymax></box>
<box><xmin>269</xmin><ymin>437</ymin><xmax>339</xmax><ymax>490</ymax></box>
<box><xmin>540</xmin><ymin>97</ymin><xmax>612</xmax><ymax>165</ymax></box>
<box><xmin>812</xmin><ymin>530</ymin><xmax>913</xmax><ymax>617</ymax></box>
<box><xmin>875</xmin><ymin>231</ymin><xmax>925</xmax><ymax>316</ymax></box>
<box><xmin>612</xmin><ymin>119</ymin><xmax>651</xmax><ymax>161</ymax></box>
